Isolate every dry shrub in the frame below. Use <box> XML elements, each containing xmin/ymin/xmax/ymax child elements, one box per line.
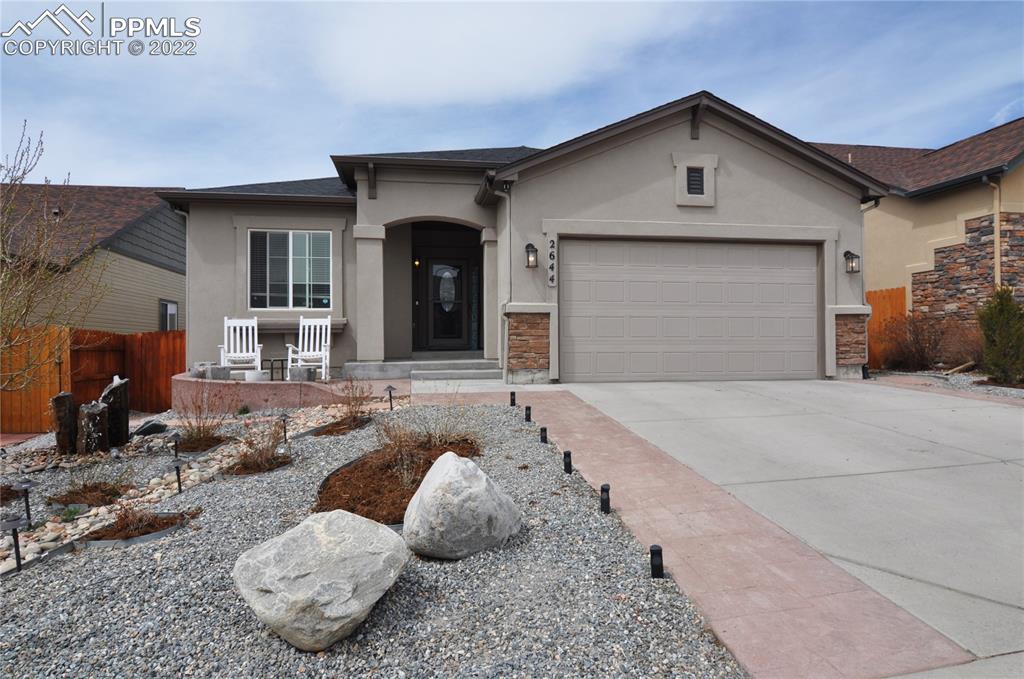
<box><xmin>86</xmin><ymin>503</ymin><xmax>198</xmax><ymax>541</ymax></box>
<box><xmin>177</xmin><ymin>384</ymin><xmax>227</xmax><ymax>451</ymax></box>
<box><xmin>228</xmin><ymin>419</ymin><xmax>292</xmax><ymax>475</ymax></box>
<box><xmin>375</xmin><ymin>417</ymin><xmax>425</xmax><ymax>488</ymax></box>
<box><xmin>314</xmin><ymin>377</ymin><xmax>374</xmax><ymax>436</ymax></box>
<box><xmin>940</xmin><ymin>319</ymin><xmax>984</xmax><ymax>367</ymax></box>
<box><xmin>880</xmin><ymin>314</ymin><xmax>946</xmax><ymax>371</ymax></box>
<box><xmin>48</xmin><ymin>481</ymin><xmax>129</xmax><ymax>507</ymax></box>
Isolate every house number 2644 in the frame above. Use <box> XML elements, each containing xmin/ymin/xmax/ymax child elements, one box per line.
<box><xmin>547</xmin><ymin>239</ymin><xmax>557</xmax><ymax>287</ymax></box>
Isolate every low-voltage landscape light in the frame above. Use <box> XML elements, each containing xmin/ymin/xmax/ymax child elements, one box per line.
<box><xmin>563</xmin><ymin>450</ymin><xmax>572</xmax><ymax>474</ymax></box>
<box><xmin>540</xmin><ymin>427</ymin><xmax>547</xmax><ymax>443</ymax></box>
<box><xmin>650</xmin><ymin>545</ymin><xmax>665</xmax><ymax>579</ymax></box>
<box><xmin>524</xmin><ymin>406</ymin><xmax>532</xmax><ymax>422</ymax></box>
<box><xmin>12</xmin><ymin>479</ymin><xmax>36</xmax><ymax>526</ymax></box>
<box><xmin>510</xmin><ymin>391</ymin><xmax>516</xmax><ymax>407</ymax></box>
<box><xmin>174</xmin><ymin>463</ymin><xmax>183</xmax><ymax>494</ymax></box>
<box><xmin>385</xmin><ymin>384</ymin><xmax>396</xmax><ymax>411</ymax></box>
<box><xmin>600</xmin><ymin>484</ymin><xmax>610</xmax><ymax>514</ymax></box>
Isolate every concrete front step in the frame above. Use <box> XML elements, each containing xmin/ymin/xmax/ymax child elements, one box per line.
<box><xmin>344</xmin><ymin>359</ymin><xmax>499</xmax><ymax>380</ymax></box>
<box><xmin>409</xmin><ymin>369</ymin><xmax>503</xmax><ymax>381</ymax></box>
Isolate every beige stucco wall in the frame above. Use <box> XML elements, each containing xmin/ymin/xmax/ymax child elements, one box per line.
<box><xmin>382</xmin><ymin>223</ymin><xmax>412</xmax><ymax>358</ymax></box>
<box><xmin>502</xmin><ymin>110</ymin><xmax>867</xmax><ymax>378</ymax></box>
<box><xmin>864</xmin><ymin>166</ymin><xmax>1023</xmax><ymax>307</ymax></box>
<box><xmin>184</xmin><ymin>203</ymin><xmax>356</xmax><ymax>368</ymax></box>
<box><xmin>72</xmin><ymin>249</ymin><xmax>186</xmax><ymax>333</ymax></box>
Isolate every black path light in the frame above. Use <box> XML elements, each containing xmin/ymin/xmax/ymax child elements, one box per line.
<box><xmin>650</xmin><ymin>545</ymin><xmax>665</xmax><ymax>579</ymax></box>
<box><xmin>540</xmin><ymin>427</ymin><xmax>547</xmax><ymax>444</ymax></box>
<box><xmin>524</xmin><ymin>406</ymin><xmax>532</xmax><ymax>423</ymax></box>
<box><xmin>1</xmin><ymin>517</ymin><xmax>28</xmax><ymax>572</ymax></box>
<box><xmin>174</xmin><ymin>462</ymin><xmax>183</xmax><ymax>494</ymax></box>
<box><xmin>12</xmin><ymin>479</ymin><xmax>37</xmax><ymax>526</ymax></box>
<box><xmin>510</xmin><ymin>391</ymin><xmax>516</xmax><ymax>407</ymax></box>
<box><xmin>279</xmin><ymin>413</ymin><xmax>289</xmax><ymax>443</ymax></box>
<box><xmin>563</xmin><ymin>450</ymin><xmax>572</xmax><ymax>474</ymax></box>
<box><xmin>170</xmin><ymin>431</ymin><xmax>181</xmax><ymax>459</ymax></box>
<box><xmin>600</xmin><ymin>484</ymin><xmax>611</xmax><ymax>514</ymax></box>
<box><xmin>385</xmin><ymin>385</ymin><xmax>396</xmax><ymax>411</ymax></box>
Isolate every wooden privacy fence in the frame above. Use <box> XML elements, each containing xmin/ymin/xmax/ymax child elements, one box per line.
<box><xmin>866</xmin><ymin>287</ymin><xmax>907</xmax><ymax>369</ymax></box>
<box><xmin>1</xmin><ymin>327</ymin><xmax>185</xmax><ymax>434</ymax></box>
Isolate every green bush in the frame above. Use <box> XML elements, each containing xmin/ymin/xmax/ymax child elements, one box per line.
<box><xmin>977</xmin><ymin>287</ymin><xmax>1024</xmax><ymax>384</ymax></box>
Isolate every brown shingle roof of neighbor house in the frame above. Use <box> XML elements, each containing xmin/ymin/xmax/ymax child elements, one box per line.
<box><xmin>815</xmin><ymin>116</ymin><xmax>1024</xmax><ymax>195</ymax></box>
<box><xmin>3</xmin><ymin>183</ymin><xmax>179</xmax><ymax>263</ymax></box>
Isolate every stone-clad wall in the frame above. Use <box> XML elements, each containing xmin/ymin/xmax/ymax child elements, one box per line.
<box><xmin>836</xmin><ymin>314</ymin><xmax>868</xmax><ymax>367</ymax></box>
<box><xmin>911</xmin><ymin>214</ymin><xmax>995</xmax><ymax>321</ymax></box>
<box><xmin>911</xmin><ymin>212</ymin><xmax>1024</xmax><ymax>323</ymax></box>
<box><xmin>1001</xmin><ymin>212</ymin><xmax>1024</xmax><ymax>302</ymax></box>
<box><xmin>506</xmin><ymin>313</ymin><xmax>550</xmax><ymax>372</ymax></box>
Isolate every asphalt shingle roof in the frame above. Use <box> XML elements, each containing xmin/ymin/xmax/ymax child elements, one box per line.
<box><xmin>815</xmin><ymin>117</ymin><xmax>1024</xmax><ymax>194</ymax></box>
<box><xmin>3</xmin><ymin>183</ymin><xmax>176</xmax><ymax>262</ymax></box>
<box><xmin>355</xmin><ymin>146</ymin><xmax>543</xmax><ymax>164</ymax></box>
<box><xmin>193</xmin><ymin>176</ymin><xmax>354</xmax><ymax>198</ymax></box>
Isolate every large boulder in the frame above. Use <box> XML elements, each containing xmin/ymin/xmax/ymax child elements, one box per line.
<box><xmin>232</xmin><ymin>510</ymin><xmax>409</xmax><ymax>651</ymax></box>
<box><xmin>403</xmin><ymin>451</ymin><xmax>522</xmax><ymax>560</ymax></box>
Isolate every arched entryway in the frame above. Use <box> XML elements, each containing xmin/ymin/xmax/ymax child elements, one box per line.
<box><xmin>382</xmin><ymin>220</ymin><xmax>489</xmax><ymax>360</ymax></box>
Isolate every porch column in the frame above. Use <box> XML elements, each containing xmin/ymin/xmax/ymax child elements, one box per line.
<box><xmin>354</xmin><ymin>224</ymin><xmax>386</xmax><ymax>361</ymax></box>
<box><xmin>481</xmin><ymin>228</ymin><xmax>498</xmax><ymax>360</ymax></box>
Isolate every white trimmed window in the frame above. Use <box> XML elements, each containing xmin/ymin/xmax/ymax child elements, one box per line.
<box><xmin>249</xmin><ymin>230</ymin><xmax>331</xmax><ymax>309</ymax></box>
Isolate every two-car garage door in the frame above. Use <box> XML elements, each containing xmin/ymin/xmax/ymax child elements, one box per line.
<box><xmin>559</xmin><ymin>239</ymin><xmax>820</xmax><ymax>382</ymax></box>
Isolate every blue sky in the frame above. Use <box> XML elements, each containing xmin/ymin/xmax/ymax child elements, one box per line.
<box><xmin>2</xmin><ymin>1</ymin><xmax>1022</xmax><ymax>188</ymax></box>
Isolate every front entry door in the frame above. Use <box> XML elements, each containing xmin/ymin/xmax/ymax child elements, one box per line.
<box><xmin>426</xmin><ymin>258</ymin><xmax>468</xmax><ymax>348</ymax></box>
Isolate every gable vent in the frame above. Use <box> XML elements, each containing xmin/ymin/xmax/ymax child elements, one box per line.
<box><xmin>686</xmin><ymin>167</ymin><xmax>704</xmax><ymax>195</ymax></box>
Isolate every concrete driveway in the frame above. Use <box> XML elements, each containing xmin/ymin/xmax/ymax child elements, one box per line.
<box><xmin>568</xmin><ymin>379</ymin><xmax>1024</xmax><ymax>675</ymax></box>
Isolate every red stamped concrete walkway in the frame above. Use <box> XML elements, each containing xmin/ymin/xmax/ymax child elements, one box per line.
<box><xmin>417</xmin><ymin>390</ymin><xmax>973</xmax><ymax>679</ymax></box>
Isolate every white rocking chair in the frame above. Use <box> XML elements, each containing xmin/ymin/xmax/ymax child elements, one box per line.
<box><xmin>219</xmin><ymin>317</ymin><xmax>262</xmax><ymax>371</ymax></box>
<box><xmin>287</xmin><ymin>316</ymin><xmax>331</xmax><ymax>380</ymax></box>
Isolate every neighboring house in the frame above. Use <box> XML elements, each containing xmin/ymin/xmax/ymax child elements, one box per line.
<box><xmin>816</xmin><ymin>117</ymin><xmax>1024</xmax><ymax>324</ymax></box>
<box><xmin>6</xmin><ymin>183</ymin><xmax>187</xmax><ymax>333</ymax></box>
<box><xmin>160</xmin><ymin>90</ymin><xmax>886</xmax><ymax>383</ymax></box>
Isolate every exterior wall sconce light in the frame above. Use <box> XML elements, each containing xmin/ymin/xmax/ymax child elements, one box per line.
<box><xmin>413</xmin><ymin>258</ymin><xmax>421</xmax><ymax>268</ymax></box>
<box><xmin>525</xmin><ymin>242</ymin><xmax>538</xmax><ymax>269</ymax></box>
<box><xmin>844</xmin><ymin>250</ymin><xmax>861</xmax><ymax>274</ymax></box>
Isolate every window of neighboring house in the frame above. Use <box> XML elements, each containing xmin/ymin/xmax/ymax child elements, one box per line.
<box><xmin>686</xmin><ymin>167</ymin><xmax>704</xmax><ymax>195</ymax></box>
<box><xmin>249</xmin><ymin>230</ymin><xmax>331</xmax><ymax>309</ymax></box>
<box><xmin>160</xmin><ymin>300</ymin><xmax>178</xmax><ymax>331</ymax></box>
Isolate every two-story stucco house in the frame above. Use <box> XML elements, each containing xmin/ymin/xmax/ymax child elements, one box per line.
<box><xmin>160</xmin><ymin>91</ymin><xmax>887</xmax><ymax>383</ymax></box>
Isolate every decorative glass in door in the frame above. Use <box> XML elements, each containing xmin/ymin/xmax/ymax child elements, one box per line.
<box><xmin>430</xmin><ymin>262</ymin><xmax>464</xmax><ymax>342</ymax></box>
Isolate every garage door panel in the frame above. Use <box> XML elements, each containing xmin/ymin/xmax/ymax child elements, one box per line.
<box><xmin>560</xmin><ymin>239</ymin><xmax>819</xmax><ymax>382</ymax></box>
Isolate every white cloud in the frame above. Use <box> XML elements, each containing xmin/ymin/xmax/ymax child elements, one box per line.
<box><xmin>305</xmin><ymin>2</ymin><xmax>706</xmax><ymax>106</ymax></box>
<box><xmin>991</xmin><ymin>96</ymin><xmax>1023</xmax><ymax>125</ymax></box>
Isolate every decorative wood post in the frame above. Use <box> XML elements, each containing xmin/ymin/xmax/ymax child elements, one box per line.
<box><xmin>51</xmin><ymin>392</ymin><xmax>77</xmax><ymax>455</ymax></box>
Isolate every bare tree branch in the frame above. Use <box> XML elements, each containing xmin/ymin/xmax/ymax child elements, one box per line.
<box><xmin>1</xmin><ymin>122</ymin><xmax>109</xmax><ymax>391</ymax></box>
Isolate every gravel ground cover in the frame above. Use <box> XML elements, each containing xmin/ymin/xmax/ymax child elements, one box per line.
<box><xmin>879</xmin><ymin>370</ymin><xmax>1024</xmax><ymax>400</ymax></box>
<box><xmin>0</xmin><ymin>404</ymin><xmax>744</xmax><ymax>678</ymax></box>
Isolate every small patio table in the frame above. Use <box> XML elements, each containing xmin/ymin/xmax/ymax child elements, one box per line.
<box><xmin>261</xmin><ymin>357</ymin><xmax>288</xmax><ymax>381</ymax></box>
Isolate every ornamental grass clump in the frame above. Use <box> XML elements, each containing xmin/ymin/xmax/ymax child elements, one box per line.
<box><xmin>177</xmin><ymin>384</ymin><xmax>228</xmax><ymax>452</ymax></box>
<box><xmin>977</xmin><ymin>286</ymin><xmax>1024</xmax><ymax>385</ymax></box>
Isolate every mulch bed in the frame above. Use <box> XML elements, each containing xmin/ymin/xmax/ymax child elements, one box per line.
<box><xmin>313</xmin><ymin>439</ymin><xmax>480</xmax><ymax>524</ymax></box>
<box><xmin>48</xmin><ymin>481</ymin><xmax>130</xmax><ymax>507</ymax></box>
<box><xmin>0</xmin><ymin>485</ymin><xmax>27</xmax><ymax>506</ymax></box>
<box><xmin>312</xmin><ymin>415</ymin><xmax>372</xmax><ymax>437</ymax></box>
<box><xmin>84</xmin><ymin>508</ymin><xmax>199</xmax><ymax>541</ymax></box>
<box><xmin>178</xmin><ymin>435</ymin><xmax>228</xmax><ymax>453</ymax></box>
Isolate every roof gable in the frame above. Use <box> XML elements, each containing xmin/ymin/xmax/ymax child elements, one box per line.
<box><xmin>493</xmin><ymin>90</ymin><xmax>888</xmax><ymax>198</ymax></box>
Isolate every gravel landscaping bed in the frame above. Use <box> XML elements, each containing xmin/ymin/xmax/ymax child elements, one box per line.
<box><xmin>0</xmin><ymin>404</ymin><xmax>744</xmax><ymax>678</ymax></box>
<box><xmin>878</xmin><ymin>370</ymin><xmax>1024</xmax><ymax>400</ymax></box>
